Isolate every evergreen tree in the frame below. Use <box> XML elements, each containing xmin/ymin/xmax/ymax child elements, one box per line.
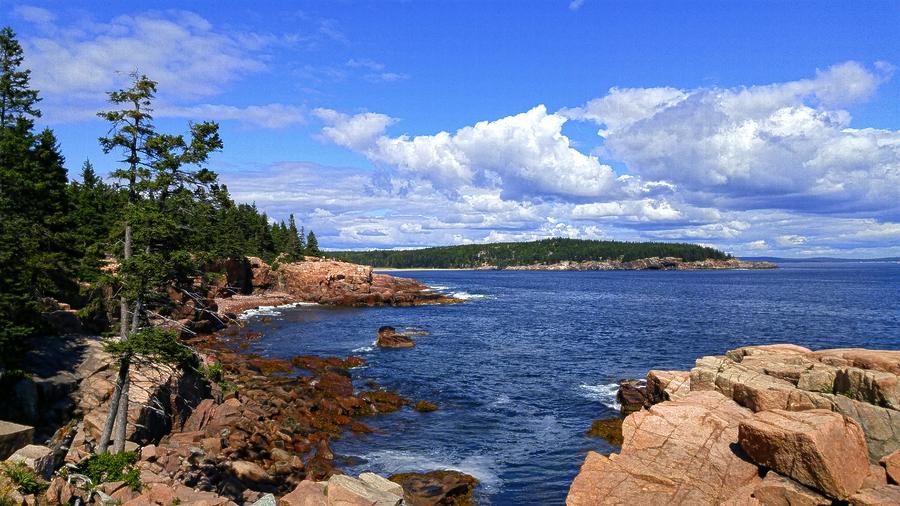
<box><xmin>96</xmin><ymin>73</ymin><xmax>222</xmax><ymax>454</ymax></box>
<box><xmin>0</xmin><ymin>27</ymin><xmax>69</xmax><ymax>363</ymax></box>
<box><xmin>0</xmin><ymin>27</ymin><xmax>40</xmax><ymax>128</ymax></box>
<box><xmin>306</xmin><ymin>230</ymin><xmax>321</xmax><ymax>257</ymax></box>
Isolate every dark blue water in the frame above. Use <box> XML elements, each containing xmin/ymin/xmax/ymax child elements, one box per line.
<box><xmin>243</xmin><ymin>262</ymin><xmax>899</xmax><ymax>505</ymax></box>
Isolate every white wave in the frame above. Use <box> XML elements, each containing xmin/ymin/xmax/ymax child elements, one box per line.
<box><xmin>358</xmin><ymin>450</ymin><xmax>501</xmax><ymax>493</ymax></box>
<box><xmin>427</xmin><ymin>284</ymin><xmax>451</xmax><ymax>290</ymax></box>
<box><xmin>490</xmin><ymin>394</ymin><xmax>511</xmax><ymax>407</ymax></box>
<box><xmin>451</xmin><ymin>291</ymin><xmax>488</xmax><ymax>300</ymax></box>
<box><xmin>238</xmin><ymin>300</ymin><xmax>320</xmax><ymax>320</ymax></box>
<box><xmin>578</xmin><ymin>383</ymin><xmax>621</xmax><ymax>411</ymax></box>
<box><xmin>352</xmin><ymin>345</ymin><xmax>375</xmax><ymax>353</ymax></box>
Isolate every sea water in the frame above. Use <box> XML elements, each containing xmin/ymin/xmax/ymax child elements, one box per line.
<box><xmin>242</xmin><ymin>261</ymin><xmax>900</xmax><ymax>504</ymax></box>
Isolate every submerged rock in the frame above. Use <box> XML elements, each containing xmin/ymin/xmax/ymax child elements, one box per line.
<box><xmin>414</xmin><ymin>400</ymin><xmax>438</xmax><ymax>412</ymax></box>
<box><xmin>389</xmin><ymin>470</ymin><xmax>479</xmax><ymax>506</ymax></box>
<box><xmin>584</xmin><ymin>417</ymin><xmax>623</xmax><ymax>446</ymax></box>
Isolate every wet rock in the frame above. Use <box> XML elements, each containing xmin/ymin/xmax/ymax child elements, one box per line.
<box><xmin>414</xmin><ymin>400</ymin><xmax>438</xmax><ymax>412</ymax></box>
<box><xmin>584</xmin><ymin>417</ymin><xmax>623</xmax><ymax>446</ymax></box>
<box><xmin>567</xmin><ymin>391</ymin><xmax>761</xmax><ymax>506</ymax></box>
<box><xmin>646</xmin><ymin>370</ymin><xmax>690</xmax><ymax>404</ymax></box>
<box><xmin>389</xmin><ymin>470</ymin><xmax>478</xmax><ymax>506</ymax></box>
<box><xmin>376</xmin><ymin>326</ymin><xmax>415</xmax><ymax>349</ymax></box>
<box><xmin>738</xmin><ymin>409</ymin><xmax>869</xmax><ymax>499</ymax></box>
<box><xmin>616</xmin><ymin>379</ymin><xmax>650</xmax><ymax>415</ymax></box>
<box><xmin>0</xmin><ymin>421</ymin><xmax>33</xmax><ymax>460</ymax></box>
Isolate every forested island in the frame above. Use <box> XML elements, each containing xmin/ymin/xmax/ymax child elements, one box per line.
<box><xmin>330</xmin><ymin>238</ymin><xmax>759</xmax><ymax>269</ymax></box>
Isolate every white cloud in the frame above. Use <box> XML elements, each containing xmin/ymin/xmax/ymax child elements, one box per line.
<box><xmin>22</xmin><ymin>10</ymin><xmax>266</xmax><ymax>100</ymax></box>
<box><xmin>314</xmin><ymin>108</ymin><xmax>397</xmax><ymax>151</ymax></box>
<box><xmin>567</xmin><ymin>62</ymin><xmax>900</xmax><ymax>217</ymax></box>
<box><xmin>157</xmin><ymin>103</ymin><xmax>306</xmax><ymax>128</ymax></box>
<box><xmin>318</xmin><ymin>105</ymin><xmax>620</xmax><ymax>199</ymax></box>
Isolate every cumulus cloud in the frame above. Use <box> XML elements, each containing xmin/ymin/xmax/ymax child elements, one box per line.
<box><xmin>317</xmin><ymin>105</ymin><xmax>621</xmax><ymax>199</ymax></box>
<box><xmin>565</xmin><ymin>61</ymin><xmax>900</xmax><ymax>217</ymax></box>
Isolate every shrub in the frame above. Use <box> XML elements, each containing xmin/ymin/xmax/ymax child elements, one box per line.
<box><xmin>2</xmin><ymin>462</ymin><xmax>47</xmax><ymax>495</ymax></box>
<box><xmin>76</xmin><ymin>451</ymin><xmax>141</xmax><ymax>491</ymax></box>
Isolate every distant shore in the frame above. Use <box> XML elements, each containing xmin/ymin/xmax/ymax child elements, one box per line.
<box><xmin>372</xmin><ymin>257</ymin><xmax>777</xmax><ymax>272</ymax></box>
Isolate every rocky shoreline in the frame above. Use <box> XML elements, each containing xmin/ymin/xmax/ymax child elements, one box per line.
<box><xmin>568</xmin><ymin>344</ymin><xmax>900</xmax><ymax>505</ymax></box>
<box><xmin>0</xmin><ymin>258</ymin><xmax>474</xmax><ymax>505</ymax></box>
<box><xmin>502</xmin><ymin>257</ymin><xmax>776</xmax><ymax>271</ymax></box>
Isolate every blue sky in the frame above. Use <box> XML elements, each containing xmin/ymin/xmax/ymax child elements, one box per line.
<box><xmin>4</xmin><ymin>1</ymin><xmax>900</xmax><ymax>256</ymax></box>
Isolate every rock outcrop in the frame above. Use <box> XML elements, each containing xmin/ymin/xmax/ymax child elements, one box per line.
<box><xmin>568</xmin><ymin>344</ymin><xmax>900</xmax><ymax>506</ymax></box>
<box><xmin>568</xmin><ymin>390</ymin><xmax>761</xmax><ymax>505</ymax></box>
<box><xmin>0</xmin><ymin>421</ymin><xmax>33</xmax><ymax>460</ymax></box>
<box><xmin>215</xmin><ymin>257</ymin><xmax>458</xmax><ymax>316</ymax></box>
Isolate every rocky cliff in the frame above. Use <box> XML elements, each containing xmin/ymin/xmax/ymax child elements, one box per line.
<box><xmin>213</xmin><ymin>256</ymin><xmax>458</xmax><ymax>316</ymax></box>
<box><xmin>568</xmin><ymin>344</ymin><xmax>900</xmax><ymax>505</ymax></box>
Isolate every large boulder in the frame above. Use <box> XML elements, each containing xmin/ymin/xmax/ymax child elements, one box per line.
<box><xmin>5</xmin><ymin>444</ymin><xmax>53</xmax><ymax>479</ymax></box>
<box><xmin>738</xmin><ymin>409</ymin><xmax>869</xmax><ymax>499</ymax></box>
<box><xmin>0</xmin><ymin>421</ymin><xmax>33</xmax><ymax>460</ymax></box>
<box><xmin>567</xmin><ymin>390</ymin><xmax>761</xmax><ymax>505</ymax></box>
<box><xmin>689</xmin><ymin>345</ymin><xmax>900</xmax><ymax>460</ymax></box>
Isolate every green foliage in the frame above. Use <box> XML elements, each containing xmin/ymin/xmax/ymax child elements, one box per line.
<box><xmin>202</xmin><ymin>361</ymin><xmax>223</xmax><ymax>383</ymax></box>
<box><xmin>76</xmin><ymin>451</ymin><xmax>141</xmax><ymax>491</ymax></box>
<box><xmin>332</xmin><ymin>238</ymin><xmax>730</xmax><ymax>269</ymax></box>
<box><xmin>0</xmin><ymin>35</ymin><xmax>323</xmax><ymax>354</ymax></box>
<box><xmin>0</xmin><ymin>26</ymin><xmax>70</xmax><ymax>365</ymax></box>
<box><xmin>104</xmin><ymin>327</ymin><xmax>197</xmax><ymax>368</ymax></box>
<box><xmin>2</xmin><ymin>462</ymin><xmax>47</xmax><ymax>495</ymax></box>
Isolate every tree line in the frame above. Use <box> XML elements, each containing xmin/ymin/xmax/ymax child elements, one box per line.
<box><xmin>332</xmin><ymin>238</ymin><xmax>731</xmax><ymax>268</ymax></box>
<box><xmin>0</xmin><ymin>26</ymin><xmax>320</xmax><ymax>368</ymax></box>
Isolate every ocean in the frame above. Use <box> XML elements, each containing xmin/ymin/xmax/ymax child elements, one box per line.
<box><xmin>241</xmin><ymin>261</ymin><xmax>900</xmax><ymax>504</ymax></box>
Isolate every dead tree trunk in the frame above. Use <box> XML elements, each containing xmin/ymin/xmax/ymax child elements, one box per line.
<box><xmin>112</xmin><ymin>355</ymin><xmax>131</xmax><ymax>454</ymax></box>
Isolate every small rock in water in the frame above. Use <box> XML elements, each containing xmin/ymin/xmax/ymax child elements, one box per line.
<box><xmin>376</xmin><ymin>326</ymin><xmax>416</xmax><ymax>348</ymax></box>
<box><xmin>585</xmin><ymin>417</ymin><xmax>624</xmax><ymax>446</ymax></box>
<box><xmin>414</xmin><ymin>400</ymin><xmax>438</xmax><ymax>412</ymax></box>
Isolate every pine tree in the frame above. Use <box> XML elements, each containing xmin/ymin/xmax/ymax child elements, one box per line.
<box><xmin>306</xmin><ymin>230</ymin><xmax>321</xmax><ymax>257</ymax></box>
<box><xmin>96</xmin><ymin>73</ymin><xmax>222</xmax><ymax>454</ymax></box>
<box><xmin>0</xmin><ymin>27</ymin><xmax>40</xmax><ymax>128</ymax></box>
<box><xmin>0</xmin><ymin>27</ymin><xmax>69</xmax><ymax>363</ymax></box>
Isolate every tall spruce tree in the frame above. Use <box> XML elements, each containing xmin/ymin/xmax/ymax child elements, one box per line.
<box><xmin>0</xmin><ymin>27</ymin><xmax>69</xmax><ymax>363</ymax></box>
<box><xmin>96</xmin><ymin>73</ymin><xmax>222</xmax><ymax>454</ymax></box>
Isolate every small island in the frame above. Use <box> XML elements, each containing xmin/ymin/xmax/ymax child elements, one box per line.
<box><xmin>331</xmin><ymin>238</ymin><xmax>777</xmax><ymax>270</ymax></box>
